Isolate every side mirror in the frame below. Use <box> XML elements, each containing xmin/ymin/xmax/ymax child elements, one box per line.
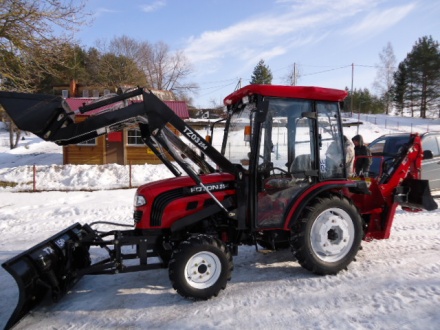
<box><xmin>423</xmin><ymin>150</ymin><xmax>433</xmax><ymax>160</ymax></box>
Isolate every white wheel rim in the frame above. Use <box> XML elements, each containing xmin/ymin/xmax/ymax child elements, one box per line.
<box><xmin>310</xmin><ymin>207</ymin><xmax>355</xmax><ymax>262</ymax></box>
<box><xmin>184</xmin><ymin>251</ymin><xmax>222</xmax><ymax>289</ymax></box>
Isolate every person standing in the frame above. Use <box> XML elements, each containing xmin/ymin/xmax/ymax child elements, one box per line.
<box><xmin>352</xmin><ymin>134</ymin><xmax>372</xmax><ymax>175</ymax></box>
<box><xmin>344</xmin><ymin>135</ymin><xmax>355</xmax><ymax>176</ymax></box>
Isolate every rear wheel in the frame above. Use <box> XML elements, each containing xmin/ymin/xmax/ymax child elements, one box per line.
<box><xmin>169</xmin><ymin>235</ymin><xmax>233</xmax><ymax>300</ymax></box>
<box><xmin>291</xmin><ymin>195</ymin><xmax>363</xmax><ymax>275</ymax></box>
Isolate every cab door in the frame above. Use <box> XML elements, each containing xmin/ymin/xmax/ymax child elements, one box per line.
<box><xmin>256</xmin><ymin>98</ymin><xmax>314</xmax><ymax>228</ymax></box>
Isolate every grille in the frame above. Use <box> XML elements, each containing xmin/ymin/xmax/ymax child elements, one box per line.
<box><xmin>133</xmin><ymin>210</ymin><xmax>143</xmax><ymax>223</ymax></box>
<box><xmin>151</xmin><ymin>188</ymin><xmax>184</xmax><ymax>226</ymax></box>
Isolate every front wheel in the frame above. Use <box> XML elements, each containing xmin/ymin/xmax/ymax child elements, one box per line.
<box><xmin>291</xmin><ymin>195</ymin><xmax>363</xmax><ymax>275</ymax></box>
<box><xmin>169</xmin><ymin>235</ymin><xmax>233</xmax><ymax>300</ymax></box>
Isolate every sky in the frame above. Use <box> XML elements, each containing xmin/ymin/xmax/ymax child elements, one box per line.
<box><xmin>70</xmin><ymin>0</ymin><xmax>440</xmax><ymax>108</ymax></box>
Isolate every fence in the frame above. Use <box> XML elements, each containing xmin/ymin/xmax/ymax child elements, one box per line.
<box><xmin>343</xmin><ymin>112</ymin><xmax>439</xmax><ymax>134</ymax></box>
<box><xmin>0</xmin><ymin>163</ymin><xmax>174</xmax><ymax>192</ymax></box>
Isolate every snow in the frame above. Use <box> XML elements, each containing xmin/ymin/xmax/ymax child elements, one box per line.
<box><xmin>1</xmin><ymin>114</ymin><xmax>440</xmax><ymax>330</ymax></box>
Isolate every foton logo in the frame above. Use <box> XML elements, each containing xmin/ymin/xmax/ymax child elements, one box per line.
<box><xmin>187</xmin><ymin>182</ymin><xmax>231</xmax><ymax>194</ymax></box>
<box><xmin>183</xmin><ymin>126</ymin><xmax>208</xmax><ymax>150</ymax></box>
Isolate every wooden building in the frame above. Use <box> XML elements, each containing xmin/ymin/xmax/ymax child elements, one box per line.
<box><xmin>63</xmin><ymin>96</ymin><xmax>189</xmax><ymax>165</ymax></box>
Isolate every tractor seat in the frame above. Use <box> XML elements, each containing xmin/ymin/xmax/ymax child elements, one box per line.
<box><xmin>290</xmin><ymin>154</ymin><xmax>311</xmax><ymax>178</ymax></box>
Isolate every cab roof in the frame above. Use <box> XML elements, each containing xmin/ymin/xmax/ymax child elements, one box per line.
<box><xmin>223</xmin><ymin>84</ymin><xmax>348</xmax><ymax>105</ymax></box>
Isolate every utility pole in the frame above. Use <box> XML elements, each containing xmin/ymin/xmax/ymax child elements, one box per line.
<box><xmin>235</xmin><ymin>78</ymin><xmax>242</xmax><ymax>91</ymax></box>
<box><xmin>293</xmin><ymin>63</ymin><xmax>297</xmax><ymax>86</ymax></box>
<box><xmin>350</xmin><ymin>63</ymin><xmax>354</xmax><ymax>117</ymax></box>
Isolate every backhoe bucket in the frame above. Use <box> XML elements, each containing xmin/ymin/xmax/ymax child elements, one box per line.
<box><xmin>2</xmin><ymin>223</ymin><xmax>91</xmax><ymax>330</ymax></box>
<box><xmin>395</xmin><ymin>178</ymin><xmax>438</xmax><ymax>211</ymax></box>
<box><xmin>0</xmin><ymin>91</ymin><xmax>73</xmax><ymax>141</ymax></box>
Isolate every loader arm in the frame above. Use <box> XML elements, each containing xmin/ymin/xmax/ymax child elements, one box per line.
<box><xmin>0</xmin><ymin>88</ymin><xmax>238</xmax><ymax>175</ymax></box>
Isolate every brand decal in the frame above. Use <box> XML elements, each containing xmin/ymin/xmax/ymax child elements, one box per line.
<box><xmin>183</xmin><ymin>126</ymin><xmax>208</xmax><ymax>150</ymax></box>
<box><xmin>185</xmin><ymin>182</ymin><xmax>233</xmax><ymax>195</ymax></box>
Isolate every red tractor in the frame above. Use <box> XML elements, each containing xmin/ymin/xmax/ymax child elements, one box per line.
<box><xmin>0</xmin><ymin>85</ymin><xmax>437</xmax><ymax>329</ymax></box>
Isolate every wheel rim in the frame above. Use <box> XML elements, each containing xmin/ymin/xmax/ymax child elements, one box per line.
<box><xmin>184</xmin><ymin>251</ymin><xmax>222</xmax><ymax>289</ymax></box>
<box><xmin>310</xmin><ymin>207</ymin><xmax>355</xmax><ymax>262</ymax></box>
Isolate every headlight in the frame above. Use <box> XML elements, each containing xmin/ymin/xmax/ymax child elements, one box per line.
<box><xmin>134</xmin><ymin>194</ymin><xmax>147</xmax><ymax>207</ymax></box>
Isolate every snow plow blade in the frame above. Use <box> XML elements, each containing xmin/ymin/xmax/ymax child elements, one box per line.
<box><xmin>2</xmin><ymin>223</ymin><xmax>92</xmax><ymax>330</ymax></box>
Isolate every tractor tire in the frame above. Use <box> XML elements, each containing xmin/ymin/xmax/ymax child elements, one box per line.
<box><xmin>291</xmin><ymin>194</ymin><xmax>363</xmax><ymax>275</ymax></box>
<box><xmin>169</xmin><ymin>235</ymin><xmax>233</xmax><ymax>300</ymax></box>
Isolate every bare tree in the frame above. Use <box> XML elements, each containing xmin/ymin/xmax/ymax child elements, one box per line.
<box><xmin>108</xmin><ymin>35</ymin><xmax>144</xmax><ymax>64</ymax></box>
<box><xmin>104</xmin><ymin>37</ymin><xmax>198</xmax><ymax>99</ymax></box>
<box><xmin>1</xmin><ymin>0</ymin><xmax>89</xmax><ymax>90</ymax></box>
<box><xmin>140</xmin><ymin>41</ymin><xmax>199</xmax><ymax>98</ymax></box>
<box><xmin>373</xmin><ymin>42</ymin><xmax>396</xmax><ymax>114</ymax></box>
<box><xmin>98</xmin><ymin>53</ymin><xmax>145</xmax><ymax>90</ymax></box>
<box><xmin>0</xmin><ymin>0</ymin><xmax>90</xmax><ymax>148</ymax></box>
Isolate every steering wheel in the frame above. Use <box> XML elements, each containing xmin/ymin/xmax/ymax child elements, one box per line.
<box><xmin>272</xmin><ymin>167</ymin><xmax>289</xmax><ymax>175</ymax></box>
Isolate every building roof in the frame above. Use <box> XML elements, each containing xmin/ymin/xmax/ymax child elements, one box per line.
<box><xmin>163</xmin><ymin>101</ymin><xmax>190</xmax><ymax>119</ymax></box>
<box><xmin>65</xmin><ymin>98</ymin><xmax>189</xmax><ymax>120</ymax></box>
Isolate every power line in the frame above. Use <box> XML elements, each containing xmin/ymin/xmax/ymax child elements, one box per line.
<box><xmin>196</xmin><ymin>77</ymin><xmax>238</xmax><ymax>87</ymax></box>
<box><xmin>301</xmin><ymin>65</ymin><xmax>352</xmax><ymax>77</ymax></box>
<box><xmin>198</xmin><ymin>81</ymin><xmax>236</xmax><ymax>97</ymax></box>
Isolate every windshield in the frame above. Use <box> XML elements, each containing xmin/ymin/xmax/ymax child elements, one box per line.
<box><xmin>223</xmin><ymin>98</ymin><xmax>344</xmax><ymax>179</ymax></box>
<box><xmin>369</xmin><ymin>135</ymin><xmax>411</xmax><ymax>155</ymax></box>
<box><xmin>222</xmin><ymin>99</ymin><xmax>315</xmax><ymax>172</ymax></box>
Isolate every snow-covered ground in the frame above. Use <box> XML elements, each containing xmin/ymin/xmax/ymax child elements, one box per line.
<box><xmin>1</xmin><ymin>114</ymin><xmax>440</xmax><ymax>330</ymax></box>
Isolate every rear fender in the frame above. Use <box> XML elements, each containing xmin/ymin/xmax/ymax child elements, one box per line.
<box><xmin>285</xmin><ymin>182</ymin><xmax>362</xmax><ymax>230</ymax></box>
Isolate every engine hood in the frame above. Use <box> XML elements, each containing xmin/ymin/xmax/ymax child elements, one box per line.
<box><xmin>136</xmin><ymin>172</ymin><xmax>236</xmax><ymax>197</ymax></box>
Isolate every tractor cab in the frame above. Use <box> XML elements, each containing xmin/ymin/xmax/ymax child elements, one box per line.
<box><xmin>222</xmin><ymin>85</ymin><xmax>348</xmax><ymax>229</ymax></box>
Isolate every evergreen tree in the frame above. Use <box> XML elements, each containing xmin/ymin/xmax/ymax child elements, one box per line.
<box><xmin>392</xmin><ymin>62</ymin><xmax>408</xmax><ymax>116</ymax></box>
<box><xmin>407</xmin><ymin>36</ymin><xmax>440</xmax><ymax>118</ymax></box>
<box><xmin>250</xmin><ymin>59</ymin><xmax>273</xmax><ymax>85</ymax></box>
<box><xmin>345</xmin><ymin>88</ymin><xmax>385</xmax><ymax>115</ymax></box>
<box><xmin>393</xmin><ymin>36</ymin><xmax>440</xmax><ymax>118</ymax></box>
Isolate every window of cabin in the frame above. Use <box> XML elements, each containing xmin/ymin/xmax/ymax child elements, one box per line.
<box><xmin>77</xmin><ymin>138</ymin><xmax>97</xmax><ymax>146</ymax></box>
<box><xmin>127</xmin><ymin>129</ymin><xmax>144</xmax><ymax>146</ymax></box>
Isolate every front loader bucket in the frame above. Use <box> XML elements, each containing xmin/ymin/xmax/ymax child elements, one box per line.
<box><xmin>0</xmin><ymin>91</ymin><xmax>72</xmax><ymax>141</ymax></box>
<box><xmin>2</xmin><ymin>223</ymin><xmax>91</xmax><ymax>330</ymax></box>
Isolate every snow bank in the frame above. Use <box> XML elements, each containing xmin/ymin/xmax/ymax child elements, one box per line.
<box><xmin>0</xmin><ymin>163</ymin><xmax>174</xmax><ymax>191</ymax></box>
